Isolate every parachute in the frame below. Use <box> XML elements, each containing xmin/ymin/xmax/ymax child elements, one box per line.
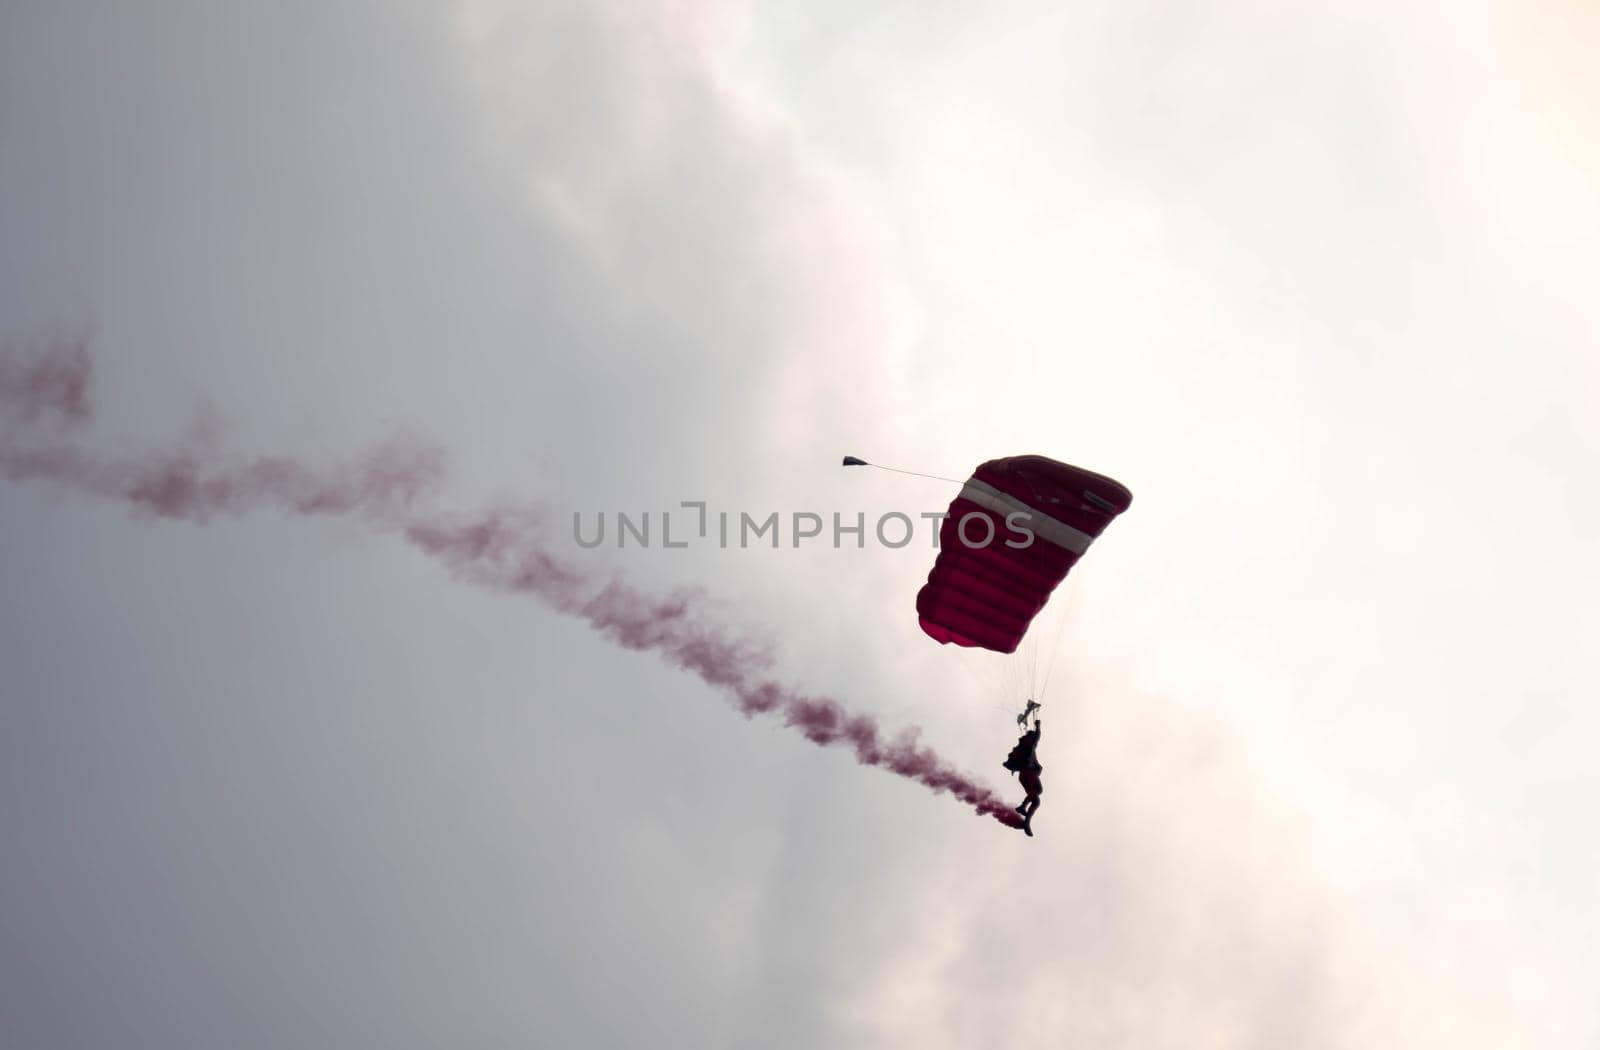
<box><xmin>915</xmin><ymin>456</ymin><xmax>1132</xmax><ymax>654</ymax></box>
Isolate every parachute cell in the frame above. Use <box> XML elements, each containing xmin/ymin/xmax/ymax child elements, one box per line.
<box><xmin>916</xmin><ymin>456</ymin><xmax>1132</xmax><ymax>654</ymax></box>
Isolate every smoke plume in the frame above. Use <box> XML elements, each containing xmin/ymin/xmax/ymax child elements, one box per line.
<box><xmin>1</xmin><ymin>339</ymin><xmax>1024</xmax><ymax>828</ymax></box>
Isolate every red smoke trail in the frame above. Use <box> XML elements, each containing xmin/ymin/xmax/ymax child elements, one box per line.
<box><xmin>1</xmin><ymin>339</ymin><xmax>1025</xmax><ymax>828</ymax></box>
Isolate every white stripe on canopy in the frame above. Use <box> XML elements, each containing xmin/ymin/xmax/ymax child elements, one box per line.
<box><xmin>957</xmin><ymin>477</ymin><xmax>1094</xmax><ymax>554</ymax></box>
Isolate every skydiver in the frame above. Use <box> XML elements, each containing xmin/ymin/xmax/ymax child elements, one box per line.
<box><xmin>1004</xmin><ymin>717</ymin><xmax>1043</xmax><ymax>836</ymax></box>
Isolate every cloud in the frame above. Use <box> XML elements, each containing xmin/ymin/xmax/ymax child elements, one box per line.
<box><xmin>2</xmin><ymin>2</ymin><xmax>1595</xmax><ymax>1048</ymax></box>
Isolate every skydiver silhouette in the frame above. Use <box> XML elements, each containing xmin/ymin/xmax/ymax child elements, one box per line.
<box><xmin>1003</xmin><ymin>717</ymin><xmax>1043</xmax><ymax>836</ymax></box>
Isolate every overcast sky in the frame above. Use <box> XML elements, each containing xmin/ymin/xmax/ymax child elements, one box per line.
<box><xmin>3</xmin><ymin>3</ymin><xmax>1597</xmax><ymax>1048</ymax></box>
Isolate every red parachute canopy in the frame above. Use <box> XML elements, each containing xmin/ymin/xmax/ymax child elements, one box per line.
<box><xmin>916</xmin><ymin>456</ymin><xmax>1132</xmax><ymax>654</ymax></box>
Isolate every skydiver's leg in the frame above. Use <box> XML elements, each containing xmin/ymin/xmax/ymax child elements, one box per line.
<box><xmin>1018</xmin><ymin>771</ymin><xmax>1042</xmax><ymax>819</ymax></box>
<box><xmin>1020</xmin><ymin>792</ymin><xmax>1038</xmax><ymax>835</ymax></box>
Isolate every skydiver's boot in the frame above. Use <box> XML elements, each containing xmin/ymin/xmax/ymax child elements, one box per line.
<box><xmin>1023</xmin><ymin>815</ymin><xmax>1034</xmax><ymax>837</ymax></box>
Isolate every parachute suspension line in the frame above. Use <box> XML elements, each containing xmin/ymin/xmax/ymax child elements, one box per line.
<box><xmin>1029</xmin><ymin>624</ymin><xmax>1040</xmax><ymax>699</ymax></box>
<box><xmin>1036</xmin><ymin>585</ymin><xmax>1077</xmax><ymax>701</ymax></box>
<box><xmin>840</xmin><ymin>456</ymin><xmax>963</xmax><ymax>486</ymax></box>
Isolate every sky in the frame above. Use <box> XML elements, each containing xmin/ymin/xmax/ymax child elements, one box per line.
<box><xmin>2</xmin><ymin>2</ymin><xmax>1597</xmax><ymax>1048</ymax></box>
